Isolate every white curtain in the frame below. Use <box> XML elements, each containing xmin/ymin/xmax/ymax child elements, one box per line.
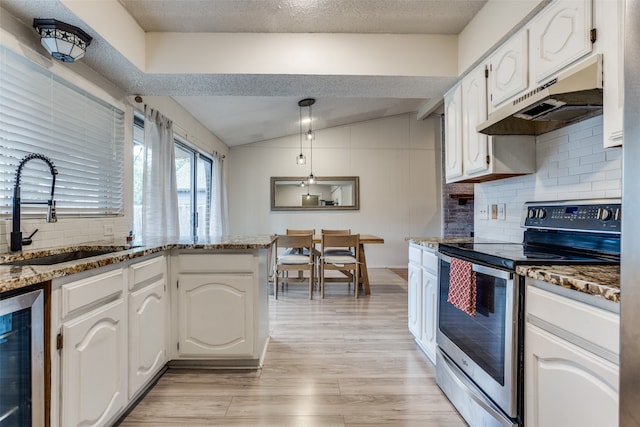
<box><xmin>210</xmin><ymin>152</ymin><xmax>229</xmax><ymax>235</ymax></box>
<box><xmin>142</xmin><ymin>108</ymin><xmax>180</xmax><ymax>238</ymax></box>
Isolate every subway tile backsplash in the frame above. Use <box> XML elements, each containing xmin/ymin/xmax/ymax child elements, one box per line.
<box><xmin>474</xmin><ymin>116</ymin><xmax>622</xmax><ymax>242</ymax></box>
<box><xmin>0</xmin><ymin>216</ymin><xmax>131</xmax><ymax>253</ymax></box>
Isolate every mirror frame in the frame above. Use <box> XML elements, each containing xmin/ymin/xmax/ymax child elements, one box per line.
<box><xmin>270</xmin><ymin>176</ymin><xmax>360</xmax><ymax>211</ymax></box>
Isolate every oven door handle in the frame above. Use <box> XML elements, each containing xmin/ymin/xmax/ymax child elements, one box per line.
<box><xmin>473</xmin><ymin>263</ymin><xmax>513</xmax><ymax>281</ymax></box>
<box><xmin>439</xmin><ymin>253</ymin><xmax>513</xmax><ymax>281</ymax></box>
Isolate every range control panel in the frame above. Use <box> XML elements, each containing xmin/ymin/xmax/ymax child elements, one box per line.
<box><xmin>523</xmin><ymin>200</ymin><xmax>621</xmax><ymax>234</ymax></box>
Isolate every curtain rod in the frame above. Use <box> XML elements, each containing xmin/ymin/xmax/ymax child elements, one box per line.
<box><xmin>135</xmin><ymin>95</ymin><xmax>226</xmax><ymax>159</ymax></box>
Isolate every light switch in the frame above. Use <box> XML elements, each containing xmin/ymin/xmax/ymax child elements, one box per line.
<box><xmin>497</xmin><ymin>203</ymin><xmax>506</xmax><ymax>220</ymax></box>
<box><xmin>490</xmin><ymin>204</ymin><xmax>498</xmax><ymax>220</ymax></box>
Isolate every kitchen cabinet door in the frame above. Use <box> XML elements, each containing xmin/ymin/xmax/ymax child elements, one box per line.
<box><xmin>419</xmin><ymin>269</ymin><xmax>438</xmax><ymax>364</ymax></box>
<box><xmin>407</xmin><ymin>262</ymin><xmax>422</xmax><ymax>339</ymax></box>
<box><xmin>600</xmin><ymin>0</ymin><xmax>624</xmax><ymax>147</ymax></box>
<box><xmin>530</xmin><ymin>0</ymin><xmax>593</xmax><ymax>84</ymax></box>
<box><xmin>177</xmin><ymin>273</ymin><xmax>254</xmax><ymax>357</ymax></box>
<box><xmin>489</xmin><ymin>30</ymin><xmax>529</xmax><ymax>110</ymax></box>
<box><xmin>461</xmin><ymin>64</ymin><xmax>489</xmax><ymax>177</ymax></box>
<box><xmin>129</xmin><ymin>278</ymin><xmax>166</xmax><ymax>399</ymax></box>
<box><xmin>61</xmin><ymin>299</ymin><xmax>127</xmax><ymax>427</ymax></box>
<box><xmin>444</xmin><ymin>84</ymin><xmax>463</xmax><ymax>182</ymax></box>
<box><xmin>525</xmin><ymin>323</ymin><xmax>618</xmax><ymax>427</ymax></box>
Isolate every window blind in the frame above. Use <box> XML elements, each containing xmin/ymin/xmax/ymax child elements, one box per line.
<box><xmin>0</xmin><ymin>46</ymin><xmax>124</xmax><ymax>217</ymax></box>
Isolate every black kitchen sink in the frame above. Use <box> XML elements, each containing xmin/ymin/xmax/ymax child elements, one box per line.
<box><xmin>1</xmin><ymin>248</ymin><xmax>128</xmax><ymax>266</ymax></box>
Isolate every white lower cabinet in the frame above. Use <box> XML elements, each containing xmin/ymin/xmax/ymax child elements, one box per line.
<box><xmin>177</xmin><ymin>273</ymin><xmax>254</xmax><ymax>357</ymax></box>
<box><xmin>171</xmin><ymin>250</ymin><xmax>270</xmax><ymax>364</ymax></box>
<box><xmin>419</xmin><ymin>269</ymin><xmax>438</xmax><ymax>363</ymax></box>
<box><xmin>58</xmin><ymin>269</ymin><xmax>127</xmax><ymax>427</ymax></box>
<box><xmin>407</xmin><ymin>243</ymin><xmax>438</xmax><ymax>365</ymax></box>
<box><xmin>128</xmin><ymin>256</ymin><xmax>167</xmax><ymax>399</ymax></box>
<box><xmin>525</xmin><ymin>282</ymin><xmax>619</xmax><ymax>427</ymax></box>
<box><xmin>408</xmin><ymin>261</ymin><xmax>422</xmax><ymax>339</ymax></box>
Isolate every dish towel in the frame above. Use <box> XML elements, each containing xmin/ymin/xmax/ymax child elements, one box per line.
<box><xmin>447</xmin><ymin>257</ymin><xmax>477</xmax><ymax>317</ymax></box>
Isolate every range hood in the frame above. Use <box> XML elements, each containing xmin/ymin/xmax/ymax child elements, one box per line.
<box><xmin>478</xmin><ymin>55</ymin><xmax>603</xmax><ymax>136</ymax></box>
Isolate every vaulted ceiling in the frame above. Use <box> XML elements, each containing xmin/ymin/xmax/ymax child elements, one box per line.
<box><xmin>0</xmin><ymin>0</ymin><xmax>489</xmax><ymax>145</ymax></box>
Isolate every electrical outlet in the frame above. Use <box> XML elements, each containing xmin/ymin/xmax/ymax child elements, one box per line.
<box><xmin>490</xmin><ymin>204</ymin><xmax>498</xmax><ymax>220</ymax></box>
<box><xmin>103</xmin><ymin>224</ymin><xmax>114</xmax><ymax>236</ymax></box>
<box><xmin>478</xmin><ymin>205</ymin><xmax>489</xmax><ymax>220</ymax></box>
<box><xmin>497</xmin><ymin>203</ymin><xmax>506</xmax><ymax>220</ymax></box>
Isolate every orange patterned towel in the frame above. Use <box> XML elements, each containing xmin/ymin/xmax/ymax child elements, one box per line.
<box><xmin>447</xmin><ymin>257</ymin><xmax>477</xmax><ymax>317</ymax></box>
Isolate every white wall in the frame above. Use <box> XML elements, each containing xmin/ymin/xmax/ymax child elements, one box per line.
<box><xmin>474</xmin><ymin>115</ymin><xmax>622</xmax><ymax>242</ymax></box>
<box><xmin>228</xmin><ymin>113</ymin><xmax>443</xmax><ymax>268</ymax></box>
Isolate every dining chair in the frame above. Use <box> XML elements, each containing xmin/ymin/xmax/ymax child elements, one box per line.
<box><xmin>321</xmin><ymin>229</ymin><xmax>354</xmax><ymax>256</ymax></box>
<box><xmin>286</xmin><ymin>229</ymin><xmax>321</xmax><ymax>283</ymax></box>
<box><xmin>320</xmin><ymin>233</ymin><xmax>361</xmax><ymax>298</ymax></box>
<box><xmin>274</xmin><ymin>234</ymin><xmax>315</xmax><ymax>299</ymax></box>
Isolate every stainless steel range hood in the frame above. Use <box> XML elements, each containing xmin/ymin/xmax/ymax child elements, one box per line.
<box><xmin>477</xmin><ymin>55</ymin><xmax>603</xmax><ymax>136</ymax></box>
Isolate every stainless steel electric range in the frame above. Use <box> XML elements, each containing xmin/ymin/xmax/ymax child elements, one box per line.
<box><xmin>435</xmin><ymin>199</ymin><xmax>621</xmax><ymax>427</ymax></box>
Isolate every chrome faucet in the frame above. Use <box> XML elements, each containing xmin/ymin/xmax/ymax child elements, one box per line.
<box><xmin>10</xmin><ymin>153</ymin><xmax>58</xmax><ymax>252</ymax></box>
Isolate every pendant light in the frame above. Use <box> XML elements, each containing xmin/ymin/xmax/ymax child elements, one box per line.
<box><xmin>296</xmin><ymin>101</ymin><xmax>306</xmax><ymax>165</ymax></box>
<box><xmin>298</xmin><ymin>98</ymin><xmax>316</xmax><ymax>184</ymax></box>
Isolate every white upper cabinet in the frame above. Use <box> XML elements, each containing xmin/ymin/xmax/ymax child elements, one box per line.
<box><xmin>530</xmin><ymin>0</ymin><xmax>593</xmax><ymax>84</ymax></box>
<box><xmin>444</xmin><ymin>63</ymin><xmax>536</xmax><ymax>184</ymax></box>
<box><xmin>444</xmin><ymin>84</ymin><xmax>463</xmax><ymax>181</ymax></box>
<box><xmin>489</xmin><ymin>30</ymin><xmax>529</xmax><ymax>110</ymax></box>
<box><xmin>462</xmin><ymin>64</ymin><xmax>490</xmax><ymax>176</ymax></box>
<box><xmin>598</xmin><ymin>0</ymin><xmax>624</xmax><ymax>147</ymax></box>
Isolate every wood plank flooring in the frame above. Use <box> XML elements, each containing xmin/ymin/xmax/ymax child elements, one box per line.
<box><xmin>118</xmin><ymin>268</ymin><xmax>466</xmax><ymax>427</ymax></box>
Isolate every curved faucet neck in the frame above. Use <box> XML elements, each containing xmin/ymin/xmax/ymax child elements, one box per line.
<box><xmin>11</xmin><ymin>153</ymin><xmax>58</xmax><ymax>252</ymax></box>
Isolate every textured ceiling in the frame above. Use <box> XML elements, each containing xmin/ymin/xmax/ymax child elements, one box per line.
<box><xmin>1</xmin><ymin>0</ymin><xmax>488</xmax><ymax>146</ymax></box>
<box><xmin>118</xmin><ymin>0</ymin><xmax>486</xmax><ymax>34</ymax></box>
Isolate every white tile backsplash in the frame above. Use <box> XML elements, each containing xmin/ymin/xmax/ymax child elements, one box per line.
<box><xmin>474</xmin><ymin>116</ymin><xmax>622</xmax><ymax>242</ymax></box>
<box><xmin>0</xmin><ymin>216</ymin><xmax>131</xmax><ymax>253</ymax></box>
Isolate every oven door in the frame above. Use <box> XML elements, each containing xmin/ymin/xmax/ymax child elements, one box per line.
<box><xmin>436</xmin><ymin>253</ymin><xmax>520</xmax><ymax>420</ymax></box>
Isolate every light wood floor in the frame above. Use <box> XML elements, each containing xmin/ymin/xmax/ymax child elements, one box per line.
<box><xmin>118</xmin><ymin>269</ymin><xmax>467</xmax><ymax>426</ymax></box>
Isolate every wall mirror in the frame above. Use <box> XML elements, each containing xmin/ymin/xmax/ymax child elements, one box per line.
<box><xmin>271</xmin><ymin>176</ymin><xmax>360</xmax><ymax>211</ymax></box>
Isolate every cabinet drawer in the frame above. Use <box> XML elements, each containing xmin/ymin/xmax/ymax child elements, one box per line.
<box><xmin>421</xmin><ymin>250</ymin><xmax>438</xmax><ymax>275</ymax></box>
<box><xmin>130</xmin><ymin>255</ymin><xmax>166</xmax><ymax>289</ymax></box>
<box><xmin>61</xmin><ymin>268</ymin><xmax>124</xmax><ymax>317</ymax></box>
<box><xmin>527</xmin><ymin>285</ymin><xmax>619</xmax><ymax>357</ymax></box>
<box><xmin>409</xmin><ymin>245</ymin><xmax>422</xmax><ymax>264</ymax></box>
<box><xmin>178</xmin><ymin>253</ymin><xmax>254</xmax><ymax>273</ymax></box>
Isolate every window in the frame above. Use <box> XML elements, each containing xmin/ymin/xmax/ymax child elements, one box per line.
<box><xmin>0</xmin><ymin>46</ymin><xmax>125</xmax><ymax>217</ymax></box>
<box><xmin>132</xmin><ymin>118</ymin><xmax>214</xmax><ymax>238</ymax></box>
<box><xmin>175</xmin><ymin>140</ymin><xmax>213</xmax><ymax>237</ymax></box>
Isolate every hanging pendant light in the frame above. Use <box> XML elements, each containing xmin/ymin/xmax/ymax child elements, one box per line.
<box><xmin>296</xmin><ymin>102</ymin><xmax>306</xmax><ymax>165</ymax></box>
<box><xmin>298</xmin><ymin>98</ymin><xmax>316</xmax><ymax>184</ymax></box>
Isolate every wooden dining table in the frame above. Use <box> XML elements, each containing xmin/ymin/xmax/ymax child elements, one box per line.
<box><xmin>313</xmin><ymin>234</ymin><xmax>384</xmax><ymax>296</ymax></box>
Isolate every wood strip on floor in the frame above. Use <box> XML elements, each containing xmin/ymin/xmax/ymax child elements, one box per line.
<box><xmin>118</xmin><ymin>268</ymin><xmax>466</xmax><ymax>427</ymax></box>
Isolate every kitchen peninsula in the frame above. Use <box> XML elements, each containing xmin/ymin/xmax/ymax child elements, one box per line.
<box><xmin>0</xmin><ymin>235</ymin><xmax>274</xmax><ymax>427</ymax></box>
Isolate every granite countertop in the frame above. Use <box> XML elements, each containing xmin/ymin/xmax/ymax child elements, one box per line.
<box><xmin>516</xmin><ymin>264</ymin><xmax>620</xmax><ymax>303</ymax></box>
<box><xmin>406</xmin><ymin>236</ymin><xmax>475</xmax><ymax>250</ymax></box>
<box><xmin>406</xmin><ymin>236</ymin><xmax>620</xmax><ymax>304</ymax></box>
<box><xmin>0</xmin><ymin>235</ymin><xmax>276</xmax><ymax>294</ymax></box>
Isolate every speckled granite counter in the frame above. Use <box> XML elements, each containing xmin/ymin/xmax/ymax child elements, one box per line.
<box><xmin>0</xmin><ymin>235</ymin><xmax>276</xmax><ymax>293</ymax></box>
<box><xmin>406</xmin><ymin>237</ymin><xmax>620</xmax><ymax>304</ymax></box>
<box><xmin>516</xmin><ymin>264</ymin><xmax>620</xmax><ymax>303</ymax></box>
<box><xmin>406</xmin><ymin>237</ymin><xmax>475</xmax><ymax>250</ymax></box>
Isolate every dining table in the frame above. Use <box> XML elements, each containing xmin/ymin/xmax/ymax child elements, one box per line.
<box><xmin>313</xmin><ymin>234</ymin><xmax>384</xmax><ymax>296</ymax></box>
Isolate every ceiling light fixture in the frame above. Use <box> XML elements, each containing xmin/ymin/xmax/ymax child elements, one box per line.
<box><xmin>33</xmin><ymin>19</ymin><xmax>92</xmax><ymax>63</ymax></box>
<box><xmin>296</xmin><ymin>100</ymin><xmax>307</xmax><ymax>165</ymax></box>
<box><xmin>298</xmin><ymin>98</ymin><xmax>316</xmax><ymax>184</ymax></box>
